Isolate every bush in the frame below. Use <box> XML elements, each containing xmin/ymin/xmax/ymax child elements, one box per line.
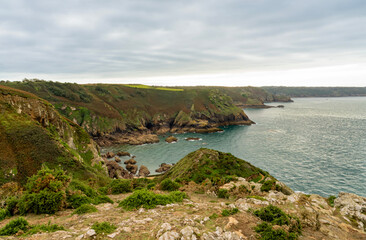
<box><xmin>209</xmin><ymin>213</ymin><xmax>219</xmax><ymax>219</ymax></box>
<box><xmin>69</xmin><ymin>180</ymin><xmax>98</xmax><ymax>198</ymax></box>
<box><xmin>73</xmin><ymin>204</ymin><xmax>97</xmax><ymax>215</ymax></box>
<box><xmin>98</xmin><ymin>187</ymin><xmax>108</xmax><ymax>195</ymax></box>
<box><xmin>0</xmin><ymin>209</ymin><xmax>9</xmax><ymax>221</ymax></box>
<box><xmin>118</xmin><ymin>189</ymin><xmax>186</xmax><ymax>210</ymax></box>
<box><xmin>0</xmin><ymin>217</ymin><xmax>29</xmax><ymax>236</ymax></box>
<box><xmin>26</xmin><ymin>222</ymin><xmax>64</xmax><ymax>235</ymax></box>
<box><xmin>5</xmin><ymin>197</ymin><xmax>19</xmax><ymax>216</ymax></box>
<box><xmin>327</xmin><ymin>196</ymin><xmax>336</xmax><ymax>207</ymax></box>
<box><xmin>19</xmin><ymin>190</ymin><xmax>64</xmax><ymax>215</ymax></box>
<box><xmin>109</xmin><ymin>179</ymin><xmax>132</xmax><ymax>194</ymax></box>
<box><xmin>260</xmin><ymin>180</ymin><xmax>276</xmax><ymax>192</ymax></box>
<box><xmin>147</xmin><ymin>183</ymin><xmax>156</xmax><ymax>190</ymax></box>
<box><xmin>217</xmin><ymin>189</ymin><xmax>229</xmax><ymax>199</ymax></box>
<box><xmin>160</xmin><ymin>179</ymin><xmax>180</xmax><ymax>191</ymax></box>
<box><xmin>94</xmin><ymin>195</ymin><xmax>114</xmax><ymax>205</ymax></box>
<box><xmin>255</xmin><ymin>222</ymin><xmax>294</xmax><ymax>240</ymax></box>
<box><xmin>254</xmin><ymin>205</ymin><xmax>290</xmax><ymax>226</ymax></box>
<box><xmin>221</xmin><ymin>208</ymin><xmax>239</xmax><ymax>217</ymax></box>
<box><xmin>67</xmin><ymin>194</ymin><xmax>92</xmax><ymax>209</ymax></box>
<box><xmin>92</xmin><ymin>222</ymin><xmax>117</xmax><ymax>234</ymax></box>
<box><xmin>132</xmin><ymin>178</ymin><xmax>154</xmax><ymax>189</ymax></box>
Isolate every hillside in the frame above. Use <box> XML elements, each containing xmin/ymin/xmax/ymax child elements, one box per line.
<box><xmin>0</xmin><ymin>80</ymin><xmax>259</xmax><ymax>146</ymax></box>
<box><xmin>0</xmin><ymin>85</ymin><xmax>108</xmax><ymax>186</ymax></box>
<box><xmin>263</xmin><ymin>86</ymin><xmax>366</xmax><ymax>97</ymax></box>
<box><xmin>0</xmin><ymin>149</ymin><xmax>365</xmax><ymax>239</ymax></box>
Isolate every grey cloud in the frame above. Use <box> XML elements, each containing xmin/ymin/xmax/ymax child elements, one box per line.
<box><xmin>1</xmin><ymin>0</ymin><xmax>366</xmax><ymax>82</ymax></box>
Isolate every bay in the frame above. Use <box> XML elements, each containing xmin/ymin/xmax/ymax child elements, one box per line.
<box><xmin>103</xmin><ymin>97</ymin><xmax>366</xmax><ymax>197</ymax></box>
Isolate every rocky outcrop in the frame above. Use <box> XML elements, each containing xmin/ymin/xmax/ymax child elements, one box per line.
<box><xmin>114</xmin><ymin>157</ymin><xmax>121</xmax><ymax>163</ymax></box>
<box><xmin>126</xmin><ymin>164</ymin><xmax>138</xmax><ymax>175</ymax></box>
<box><xmin>165</xmin><ymin>136</ymin><xmax>178</xmax><ymax>143</ymax></box>
<box><xmin>117</xmin><ymin>151</ymin><xmax>131</xmax><ymax>157</ymax></box>
<box><xmin>156</xmin><ymin>163</ymin><xmax>173</xmax><ymax>173</ymax></box>
<box><xmin>334</xmin><ymin>192</ymin><xmax>366</xmax><ymax>231</ymax></box>
<box><xmin>105</xmin><ymin>160</ymin><xmax>133</xmax><ymax>179</ymax></box>
<box><xmin>124</xmin><ymin>159</ymin><xmax>137</xmax><ymax>165</ymax></box>
<box><xmin>138</xmin><ymin>165</ymin><xmax>150</xmax><ymax>177</ymax></box>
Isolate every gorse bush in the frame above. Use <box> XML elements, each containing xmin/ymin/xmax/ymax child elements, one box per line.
<box><xmin>221</xmin><ymin>208</ymin><xmax>239</xmax><ymax>217</ymax></box>
<box><xmin>109</xmin><ymin>179</ymin><xmax>132</xmax><ymax>194</ymax></box>
<box><xmin>0</xmin><ymin>217</ymin><xmax>29</xmax><ymax>236</ymax></box>
<box><xmin>254</xmin><ymin>205</ymin><xmax>301</xmax><ymax>240</ymax></box>
<box><xmin>118</xmin><ymin>189</ymin><xmax>186</xmax><ymax>210</ymax></box>
<box><xmin>217</xmin><ymin>189</ymin><xmax>229</xmax><ymax>199</ymax></box>
<box><xmin>92</xmin><ymin>222</ymin><xmax>117</xmax><ymax>234</ymax></box>
<box><xmin>0</xmin><ymin>209</ymin><xmax>9</xmax><ymax>221</ymax></box>
<box><xmin>94</xmin><ymin>195</ymin><xmax>114</xmax><ymax>204</ymax></box>
<box><xmin>66</xmin><ymin>194</ymin><xmax>92</xmax><ymax>209</ymax></box>
<box><xmin>69</xmin><ymin>180</ymin><xmax>98</xmax><ymax>198</ymax></box>
<box><xmin>17</xmin><ymin>167</ymin><xmax>70</xmax><ymax>215</ymax></box>
<box><xmin>327</xmin><ymin>195</ymin><xmax>336</xmax><ymax>207</ymax></box>
<box><xmin>160</xmin><ymin>179</ymin><xmax>180</xmax><ymax>191</ymax></box>
<box><xmin>73</xmin><ymin>204</ymin><xmax>97</xmax><ymax>215</ymax></box>
<box><xmin>260</xmin><ymin>180</ymin><xmax>276</xmax><ymax>192</ymax></box>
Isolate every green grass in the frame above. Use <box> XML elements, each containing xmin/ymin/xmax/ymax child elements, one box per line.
<box><xmin>125</xmin><ymin>84</ymin><xmax>184</xmax><ymax>91</ymax></box>
<box><xmin>0</xmin><ymin>217</ymin><xmax>29</xmax><ymax>236</ymax></box>
<box><xmin>118</xmin><ymin>189</ymin><xmax>186</xmax><ymax>210</ymax></box>
<box><xmin>92</xmin><ymin>222</ymin><xmax>117</xmax><ymax>234</ymax></box>
<box><xmin>246</xmin><ymin>195</ymin><xmax>267</xmax><ymax>201</ymax></box>
<box><xmin>73</xmin><ymin>204</ymin><xmax>98</xmax><ymax>215</ymax></box>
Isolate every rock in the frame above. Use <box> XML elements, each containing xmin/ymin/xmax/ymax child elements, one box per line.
<box><xmin>334</xmin><ymin>192</ymin><xmax>366</xmax><ymax>231</ymax></box>
<box><xmin>105</xmin><ymin>160</ymin><xmax>133</xmax><ymax>179</ymax></box>
<box><xmin>114</xmin><ymin>156</ymin><xmax>121</xmax><ymax>163</ymax></box>
<box><xmin>85</xmin><ymin>229</ymin><xmax>96</xmax><ymax>238</ymax></box>
<box><xmin>138</xmin><ymin>165</ymin><xmax>150</xmax><ymax>177</ymax></box>
<box><xmin>181</xmin><ymin>226</ymin><xmax>199</xmax><ymax>240</ymax></box>
<box><xmin>117</xmin><ymin>151</ymin><xmax>131</xmax><ymax>157</ymax></box>
<box><xmin>105</xmin><ymin>152</ymin><xmax>115</xmax><ymax>158</ymax></box>
<box><xmin>124</xmin><ymin>158</ymin><xmax>137</xmax><ymax>165</ymax></box>
<box><xmin>122</xmin><ymin>227</ymin><xmax>132</xmax><ymax>233</ymax></box>
<box><xmin>158</xmin><ymin>231</ymin><xmax>180</xmax><ymax>240</ymax></box>
<box><xmin>165</xmin><ymin>136</ymin><xmax>178</xmax><ymax>143</ymax></box>
<box><xmin>126</xmin><ymin>164</ymin><xmax>138</xmax><ymax>174</ymax></box>
<box><xmin>155</xmin><ymin>163</ymin><xmax>173</xmax><ymax>173</ymax></box>
<box><xmin>157</xmin><ymin>223</ymin><xmax>172</xmax><ymax>237</ymax></box>
<box><xmin>107</xmin><ymin>232</ymin><xmax>118</xmax><ymax>238</ymax></box>
<box><xmin>202</xmin><ymin>227</ymin><xmax>243</xmax><ymax>240</ymax></box>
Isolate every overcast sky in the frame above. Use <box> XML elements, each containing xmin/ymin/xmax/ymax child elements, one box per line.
<box><xmin>1</xmin><ymin>0</ymin><xmax>366</xmax><ymax>86</ymax></box>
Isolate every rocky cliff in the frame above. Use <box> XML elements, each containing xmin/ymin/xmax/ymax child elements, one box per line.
<box><xmin>0</xmin><ymin>85</ymin><xmax>108</xmax><ymax>185</ymax></box>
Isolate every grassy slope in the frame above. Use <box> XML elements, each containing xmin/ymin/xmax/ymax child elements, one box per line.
<box><xmin>161</xmin><ymin>148</ymin><xmax>270</xmax><ymax>183</ymax></box>
<box><xmin>0</xmin><ymin>80</ymin><xmax>253</xmax><ymax>136</ymax></box>
<box><xmin>0</xmin><ymin>86</ymin><xmax>109</xmax><ymax>186</ymax></box>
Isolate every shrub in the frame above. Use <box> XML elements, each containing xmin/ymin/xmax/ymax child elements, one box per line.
<box><xmin>132</xmin><ymin>178</ymin><xmax>154</xmax><ymax>189</ymax></box>
<box><xmin>160</xmin><ymin>179</ymin><xmax>180</xmax><ymax>191</ymax></box>
<box><xmin>92</xmin><ymin>222</ymin><xmax>117</xmax><ymax>234</ymax></box>
<box><xmin>221</xmin><ymin>208</ymin><xmax>239</xmax><ymax>217</ymax></box>
<box><xmin>0</xmin><ymin>209</ymin><xmax>9</xmax><ymax>221</ymax></box>
<box><xmin>260</xmin><ymin>180</ymin><xmax>276</xmax><ymax>192</ymax></box>
<box><xmin>254</xmin><ymin>205</ymin><xmax>290</xmax><ymax>226</ymax></box>
<box><xmin>0</xmin><ymin>217</ymin><xmax>29</xmax><ymax>236</ymax></box>
<box><xmin>19</xmin><ymin>190</ymin><xmax>64</xmax><ymax>215</ymax></box>
<box><xmin>98</xmin><ymin>187</ymin><xmax>108</xmax><ymax>195</ymax></box>
<box><xmin>109</xmin><ymin>179</ymin><xmax>132</xmax><ymax>194</ymax></box>
<box><xmin>327</xmin><ymin>196</ymin><xmax>336</xmax><ymax>207</ymax></box>
<box><xmin>147</xmin><ymin>183</ymin><xmax>156</xmax><ymax>190</ymax></box>
<box><xmin>209</xmin><ymin>213</ymin><xmax>219</xmax><ymax>219</ymax></box>
<box><xmin>217</xmin><ymin>189</ymin><xmax>229</xmax><ymax>199</ymax></box>
<box><xmin>69</xmin><ymin>180</ymin><xmax>98</xmax><ymax>198</ymax></box>
<box><xmin>93</xmin><ymin>195</ymin><xmax>114</xmax><ymax>204</ymax></box>
<box><xmin>255</xmin><ymin>222</ymin><xmax>293</xmax><ymax>240</ymax></box>
<box><xmin>118</xmin><ymin>189</ymin><xmax>186</xmax><ymax>210</ymax></box>
<box><xmin>73</xmin><ymin>204</ymin><xmax>97</xmax><ymax>215</ymax></box>
<box><xmin>5</xmin><ymin>197</ymin><xmax>19</xmax><ymax>215</ymax></box>
<box><xmin>67</xmin><ymin>194</ymin><xmax>92</xmax><ymax>209</ymax></box>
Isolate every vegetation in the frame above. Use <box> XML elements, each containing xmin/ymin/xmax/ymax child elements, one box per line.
<box><xmin>0</xmin><ymin>217</ymin><xmax>29</xmax><ymax>236</ymax></box>
<box><xmin>73</xmin><ymin>204</ymin><xmax>98</xmax><ymax>215</ymax></box>
<box><xmin>254</xmin><ymin>205</ymin><xmax>301</xmax><ymax>240</ymax></box>
<box><xmin>217</xmin><ymin>189</ymin><xmax>230</xmax><ymax>199</ymax></box>
<box><xmin>26</xmin><ymin>222</ymin><xmax>65</xmax><ymax>235</ymax></box>
<box><xmin>260</xmin><ymin>180</ymin><xmax>276</xmax><ymax>192</ymax></box>
<box><xmin>221</xmin><ymin>208</ymin><xmax>239</xmax><ymax>217</ymax></box>
<box><xmin>108</xmin><ymin>179</ymin><xmax>133</xmax><ymax>194</ymax></box>
<box><xmin>118</xmin><ymin>189</ymin><xmax>186</xmax><ymax>210</ymax></box>
<box><xmin>327</xmin><ymin>195</ymin><xmax>336</xmax><ymax>207</ymax></box>
<box><xmin>162</xmin><ymin>148</ymin><xmax>270</xmax><ymax>185</ymax></box>
<box><xmin>92</xmin><ymin>222</ymin><xmax>117</xmax><ymax>234</ymax></box>
<box><xmin>160</xmin><ymin>179</ymin><xmax>180</xmax><ymax>191</ymax></box>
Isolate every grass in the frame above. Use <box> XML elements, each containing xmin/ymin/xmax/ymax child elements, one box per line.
<box><xmin>73</xmin><ymin>204</ymin><xmax>98</xmax><ymax>215</ymax></box>
<box><xmin>124</xmin><ymin>84</ymin><xmax>184</xmax><ymax>91</ymax></box>
<box><xmin>118</xmin><ymin>189</ymin><xmax>186</xmax><ymax>210</ymax></box>
<box><xmin>327</xmin><ymin>195</ymin><xmax>336</xmax><ymax>207</ymax></box>
<box><xmin>92</xmin><ymin>222</ymin><xmax>117</xmax><ymax>234</ymax></box>
<box><xmin>221</xmin><ymin>208</ymin><xmax>239</xmax><ymax>217</ymax></box>
<box><xmin>246</xmin><ymin>195</ymin><xmax>268</xmax><ymax>201</ymax></box>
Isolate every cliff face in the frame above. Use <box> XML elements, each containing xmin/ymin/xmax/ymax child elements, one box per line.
<box><xmin>0</xmin><ymin>81</ymin><xmax>254</xmax><ymax>146</ymax></box>
<box><xmin>0</xmin><ymin>86</ymin><xmax>108</xmax><ymax>185</ymax></box>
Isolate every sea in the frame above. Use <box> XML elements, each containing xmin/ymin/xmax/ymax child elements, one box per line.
<box><xmin>102</xmin><ymin>97</ymin><xmax>366</xmax><ymax>197</ymax></box>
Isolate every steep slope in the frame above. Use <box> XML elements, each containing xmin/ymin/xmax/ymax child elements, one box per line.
<box><xmin>0</xmin><ymin>80</ymin><xmax>254</xmax><ymax>145</ymax></box>
<box><xmin>0</xmin><ymin>86</ymin><xmax>108</xmax><ymax>185</ymax></box>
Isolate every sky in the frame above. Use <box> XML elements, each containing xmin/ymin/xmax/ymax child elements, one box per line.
<box><xmin>1</xmin><ymin>0</ymin><xmax>366</xmax><ymax>86</ymax></box>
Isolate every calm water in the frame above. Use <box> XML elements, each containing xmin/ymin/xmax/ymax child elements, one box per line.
<box><xmin>103</xmin><ymin>97</ymin><xmax>366</xmax><ymax>197</ymax></box>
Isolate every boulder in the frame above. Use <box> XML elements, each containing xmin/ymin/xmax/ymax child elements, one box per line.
<box><xmin>165</xmin><ymin>136</ymin><xmax>178</xmax><ymax>143</ymax></box>
<box><xmin>105</xmin><ymin>152</ymin><xmax>115</xmax><ymax>158</ymax></box>
<box><xmin>126</xmin><ymin>164</ymin><xmax>138</xmax><ymax>174</ymax></box>
<box><xmin>155</xmin><ymin>163</ymin><xmax>173</xmax><ymax>173</ymax></box>
<box><xmin>115</xmin><ymin>156</ymin><xmax>121</xmax><ymax>163</ymax></box>
<box><xmin>124</xmin><ymin>158</ymin><xmax>137</xmax><ymax>165</ymax></box>
<box><xmin>138</xmin><ymin>165</ymin><xmax>150</xmax><ymax>177</ymax></box>
<box><xmin>185</xmin><ymin>137</ymin><xmax>201</xmax><ymax>141</ymax></box>
<box><xmin>117</xmin><ymin>151</ymin><xmax>131</xmax><ymax>157</ymax></box>
<box><xmin>334</xmin><ymin>192</ymin><xmax>366</xmax><ymax>230</ymax></box>
<box><xmin>105</xmin><ymin>160</ymin><xmax>133</xmax><ymax>179</ymax></box>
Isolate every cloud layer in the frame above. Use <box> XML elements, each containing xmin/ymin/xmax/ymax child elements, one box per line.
<box><xmin>1</xmin><ymin>0</ymin><xmax>366</xmax><ymax>85</ymax></box>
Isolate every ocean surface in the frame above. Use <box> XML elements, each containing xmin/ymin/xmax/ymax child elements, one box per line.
<box><xmin>103</xmin><ymin>97</ymin><xmax>366</xmax><ymax>197</ymax></box>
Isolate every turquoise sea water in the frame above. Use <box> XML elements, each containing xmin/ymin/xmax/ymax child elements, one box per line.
<box><xmin>103</xmin><ymin>97</ymin><xmax>366</xmax><ymax>197</ymax></box>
